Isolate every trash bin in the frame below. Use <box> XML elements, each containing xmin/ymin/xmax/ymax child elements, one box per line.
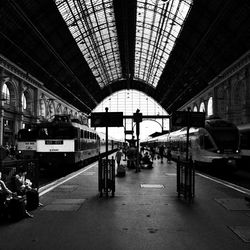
<box><xmin>98</xmin><ymin>156</ymin><xmax>115</xmax><ymax>197</ymax></box>
<box><xmin>177</xmin><ymin>158</ymin><xmax>195</xmax><ymax>201</ymax></box>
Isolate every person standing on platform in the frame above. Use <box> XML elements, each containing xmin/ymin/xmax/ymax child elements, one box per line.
<box><xmin>167</xmin><ymin>147</ymin><xmax>172</xmax><ymax>163</ymax></box>
<box><xmin>140</xmin><ymin>146</ymin><xmax>145</xmax><ymax>156</ymax></box>
<box><xmin>150</xmin><ymin>146</ymin><xmax>156</xmax><ymax>161</ymax></box>
<box><xmin>159</xmin><ymin>145</ymin><xmax>165</xmax><ymax>163</ymax></box>
<box><xmin>115</xmin><ymin>148</ymin><xmax>123</xmax><ymax>168</ymax></box>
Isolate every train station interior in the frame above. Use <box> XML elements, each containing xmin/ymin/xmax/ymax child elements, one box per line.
<box><xmin>1</xmin><ymin>0</ymin><xmax>250</xmax><ymax>249</ymax></box>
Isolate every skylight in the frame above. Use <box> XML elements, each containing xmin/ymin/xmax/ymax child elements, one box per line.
<box><xmin>55</xmin><ymin>0</ymin><xmax>122</xmax><ymax>88</ymax></box>
<box><xmin>134</xmin><ymin>0</ymin><xmax>192</xmax><ymax>87</ymax></box>
<box><xmin>55</xmin><ymin>0</ymin><xmax>192</xmax><ymax>89</ymax></box>
<box><xmin>93</xmin><ymin>89</ymin><xmax>169</xmax><ymax>134</ymax></box>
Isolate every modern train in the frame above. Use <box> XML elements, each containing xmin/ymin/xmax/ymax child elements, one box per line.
<box><xmin>142</xmin><ymin>117</ymin><xmax>241</xmax><ymax>168</ymax></box>
<box><xmin>17</xmin><ymin>115</ymin><xmax>121</xmax><ymax>168</ymax></box>
<box><xmin>237</xmin><ymin>123</ymin><xmax>250</xmax><ymax>166</ymax></box>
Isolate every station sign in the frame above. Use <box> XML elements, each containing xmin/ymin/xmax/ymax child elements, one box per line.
<box><xmin>133</xmin><ymin>112</ymin><xmax>142</xmax><ymax>123</ymax></box>
<box><xmin>91</xmin><ymin>112</ymin><xmax>123</xmax><ymax>127</ymax></box>
<box><xmin>171</xmin><ymin>111</ymin><xmax>205</xmax><ymax>128</ymax></box>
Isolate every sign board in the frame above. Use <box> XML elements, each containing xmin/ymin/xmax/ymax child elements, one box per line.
<box><xmin>171</xmin><ymin>111</ymin><xmax>205</xmax><ymax>128</ymax></box>
<box><xmin>91</xmin><ymin>112</ymin><xmax>123</xmax><ymax>127</ymax></box>
<box><xmin>133</xmin><ymin>112</ymin><xmax>142</xmax><ymax>123</ymax></box>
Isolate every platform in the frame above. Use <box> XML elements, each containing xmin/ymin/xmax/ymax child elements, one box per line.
<box><xmin>1</xmin><ymin>157</ymin><xmax>250</xmax><ymax>250</ymax></box>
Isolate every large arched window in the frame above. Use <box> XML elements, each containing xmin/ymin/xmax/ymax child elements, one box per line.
<box><xmin>39</xmin><ymin>99</ymin><xmax>46</xmax><ymax>118</ymax></box>
<box><xmin>199</xmin><ymin>102</ymin><xmax>206</xmax><ymax>113</ymax></box>
<box><xmin>2</xmin><ymin>83</ymin><xmax>10</xmax><ymax>104</ymax></box>
<box><xmin>48</xmin><ymin>101</ymin><xmax>55</xmax><ymax>119</ymax></box>
<box><xmin>56</xmin><ymin>104</ymin><xmax>62</xmax><ymax>114</ymax></box>
<box><xmin>93</xmin><ymin>89</ymin><xmax>169</xmax><ymax>140</ymax></box>
<box><xmin>193</xmin><ymin>105</ymin><xmax>198</xmax><ymax>112</ymax></box>
<box><xmin>63</xmin><ymin>107</ymin><xmax>68</xmax><ymax>114</ymax></box>
<box><xmin>207</xmin><ymin>97</ymin><xmax>213</xmax><ymax>116</ymax></box>
<box><xmin>22</xmin><ymin>93</ymin><xmax>27</xmax><ymax>110</ymax></box>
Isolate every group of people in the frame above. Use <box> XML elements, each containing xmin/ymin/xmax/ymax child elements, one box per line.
<box><xmin>114</xmin><ymin>144</ymin><xmax>172</xmax><ymax>175</ymax></box>
<box><xmin>115</xmin><ymin>145</ymin><xmax>142</xmax><ymax>173</ymax></box>
<box><xmin>0</xmin><ymin>166</ymin><xmax>41</xmax><ymax>221</ymax></box>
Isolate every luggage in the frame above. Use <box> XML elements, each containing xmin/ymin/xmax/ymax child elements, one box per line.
<box><xmin>117</xmin><ymin>165</ymin><xmax>126</xmax><ymax>177</ymax></box>
<box><xmin>26</xmin><ymin>189</ymin><xmax>39</xmax><ymax>211</ymax></box>
<box><xmin>8</xmin><ymin>196</ymin><xmax>26</xmax><ymax>221</ymax></box>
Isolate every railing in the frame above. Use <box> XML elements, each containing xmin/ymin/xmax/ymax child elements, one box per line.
<box><xmin>98</xmin><ymin>156</ymin><xmax>115</xmax><ymax>197</ymax></box>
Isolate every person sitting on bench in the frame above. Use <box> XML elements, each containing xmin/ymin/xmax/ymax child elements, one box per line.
<box><xmin>13</xmin><ymin>166</ymin><xmax>42</xmax><ymax>210</ymax></box>
<box><xmin>1</xmin><ymin>171</ymin><xmax>33</xmax><ymax>219</ymax></box>
<box><xmin>141</xmin><ymin>152</ymin><xmax>153</xmax><ymax>168</ymax></box>
<box><xmin>14</xmin><ymin>167</ymin><xmax>31</xmax><ymax>195</ymax></box>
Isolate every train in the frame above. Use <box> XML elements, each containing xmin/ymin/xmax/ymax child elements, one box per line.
<box><xmin>142</xmin><ymin>117</ymin><xmax>241</xmax><ymax>168</ymax></box>
<box><xmin>17</xmin><ymin>115</ymin><xmax>121</xmax><ymax>168</ymax></box>
<box><xmin>17</xmin><ymin>124</ymin><xmax>39</xmax><ymax>159</ymax></box>
<box><xmin>237</xmin><ymin>123</ymin><xmax>250</xmax><ymax>166</ymax></box>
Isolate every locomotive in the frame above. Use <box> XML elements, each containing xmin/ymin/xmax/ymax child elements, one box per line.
<box><xmin>17</xmin><ymin>115</ymin><xmax>120</xmax><ymax>168</ymax></box>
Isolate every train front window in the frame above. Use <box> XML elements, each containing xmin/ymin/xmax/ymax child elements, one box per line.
<box><xmin>18</xmin><ymin>129</ymin><xmax>38</xmax><ymax>141</ymax></box>
<box><xmin>209</xmin><ymin>129</ymin><xmax>239</xmax><ymax>150</ymax></box>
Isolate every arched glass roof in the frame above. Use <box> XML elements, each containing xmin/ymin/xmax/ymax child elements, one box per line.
<box><xmin>134</xmin><ymin>0</ymin><xmax>192</xmax><ymax>87</ymax></box>
<box><xmin>93</xmin><ymin>90</ymin><xmax>169</xmax><ymax>138</ymax></box>
<box><xmin>56</xmin><ymin>0</ymin><xmax>122</xmax><ymax>88</ymax></box>
<box><xmin>55</xmin><ymin>0</ymin><xmax>192</xmax><ymax>88</ymax></box>
<box><xmin>93</xmin><ymin>89</ymin><xmax>168</xmax><ymax>116</ymax></box>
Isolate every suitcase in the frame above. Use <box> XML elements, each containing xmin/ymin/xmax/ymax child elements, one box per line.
<box><xmin>26</xmin><ymin>189</ymin><xmax>39</xmax><ymax>211</ymax></box>
<box><xmin>8</xmin><ymin>196</ymin><xmax>26</xmax><ymax>221</ymax></box>
<box><xmin>117</xmin><ymin>165</ymin><xmax>126</xmax><ymax>177</ymax></box>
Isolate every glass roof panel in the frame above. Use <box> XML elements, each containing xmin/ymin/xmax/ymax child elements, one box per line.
<box><xmin>134</xmin><ymin>0</ymin><xmax>192</xmax><ymax>87</ymax></box>
<box><xmin>93</xmin><ymin>89</ymin><xmax>168</xmax><ymax>116</ymax></box>
<box><xmin>55</xmin><ymin>0</ymin><xmax>192</xmax><ymax>89</ymax></box>
<box><xmin>55</xmin><ymin>0</ymin><xmax>122</xmax><ymax>88</ymax></box>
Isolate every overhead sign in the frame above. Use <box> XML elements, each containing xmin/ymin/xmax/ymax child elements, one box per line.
<box><xmin>91</xmin><ymin>112</ymin><xmax>123</xmax><ymax>127</ymax></box>
<box><xmin>133</xmin><ymin>112</ymin><xmax>142</xmax><ymax>123</ymax></box>
<box><xmin>171</xmin><ymin>111</ymin><xmax>205</xmax><ymax>128</ymax></box>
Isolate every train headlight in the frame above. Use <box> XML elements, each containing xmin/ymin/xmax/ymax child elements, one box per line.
<box><xmin>236</xmin><ymin>150</ymin><xmax>239</xmax><ymax>153</ymax></box>
<box><xmin>64</xmin><ymin>153</ymin><xmax>67</xmax><ymax>157</ymax></box>
<box><xmin>216</xmin><ymin>150</ymin><xmax>221</xmax><ymax>154</ymax></box>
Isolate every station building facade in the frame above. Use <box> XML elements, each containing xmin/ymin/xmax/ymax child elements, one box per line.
<box><xmin>1</xmin><ymin>50</ymin><xmax>250</xmax><ymax>147</ymax></box>
<box><xmin>180</xmin><ymin>51</ymin><xmax>250</xmax><ymax>127</ymax></box>
<box><xmin>0</xmin><ymin>55</ymin><xmax>88</xmax><ymax>147</ymax></box>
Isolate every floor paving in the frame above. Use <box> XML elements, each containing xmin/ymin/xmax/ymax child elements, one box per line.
<box><xmin>1</xmin><ymin>157</ymin><xmax>250</xmax><ymax>250</ymax></box>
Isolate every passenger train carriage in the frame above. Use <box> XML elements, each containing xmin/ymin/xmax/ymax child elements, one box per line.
<box><xmin>17</xmin><ymin>115</ymin><xmax>120</xmax><ymax>168</ymax></box>
<box><xmin>144</xmin><ymin>117</ymin><xmax>241</xmax><ymax>168</ymax></box>
<box><xmin>237</xmin><ymin>123</ymin><xmax>250</xmax><ymax>166</ymax></box>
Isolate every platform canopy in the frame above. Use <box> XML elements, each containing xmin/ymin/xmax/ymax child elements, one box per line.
<box><xmin>1</xmin><ymin>0</ymin><xmax>250</xmax><ymax>114</ymax></box>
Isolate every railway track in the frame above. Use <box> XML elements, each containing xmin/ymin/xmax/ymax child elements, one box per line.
<box><xmin>197</xmin><ymin>165</ymin><xmax>250</xmax><ymax>192</ymax></box>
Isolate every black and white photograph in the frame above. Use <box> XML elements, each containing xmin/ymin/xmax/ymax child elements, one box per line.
<box><xmin>1</xmin><ymin>0</ymin><xmax>250</xmax><ymax>249</ymax></box>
